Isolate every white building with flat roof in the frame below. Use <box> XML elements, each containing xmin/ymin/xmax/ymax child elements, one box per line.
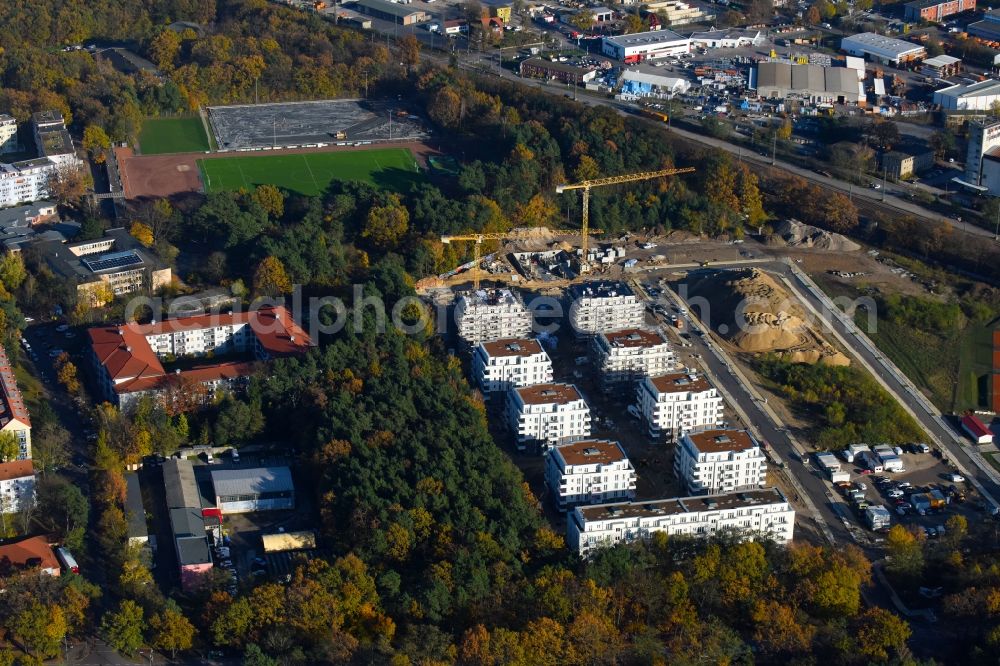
<box><xmin>840</xmin><ymin>32</ymin><xmax>926</xmax><ymax>66</ymax></box>
<box><xmin>567</xmin><ymin>281</ymin><xmax>645</xmax><ymax>336</ymax></box>
<box><xmin>675</xmin><ymin>429</ymin><xmax>767</xmax><ymax>495</ymax></box>
<box><xmin>602</xmin><ymin>29</ymin><xmax>691</xmax><ymax>62</ymax></box>
<box><xmin>592</xmin><ymin>328</ymin><xmax>674</xmax><ymax>390</ymax></box>
<box><xmin>567</xmin><ymin>488</ymin><xmax>795</xmax><ymax>555</ymax></box>
<box><xmin>472</xmin><ymin>337</ymin><xmax>553</xmax><ymax>399</ymax></box>
<box><xmin>545</xmin><ymin>439</ymin><xmax>636</xmax><ymax>509</ymax></box>
<box><xmin>0</xmin><ymin>460</ymin><xmax>35</xmax><ymax>513</ymax></box>
<box><xmin>637</xmin><ymin>371</ymin><xmax>723</xmax><ymax>441</ymax></box>
<box><xmin>454</xmin><ymin>288</ymin><xmax>532</xmax><ymax>345</ymax></box>
<box><xmin>0</xmin><ymin>116</ymin><xmax>17</xmax><ymax>154</ymax></box>
<box><xmin>934</xmin><ymin>79</ymin><xmax>1000</xmax><ymax>112</ymax></box>
<box><xmin>507</xmin><ymin>382</ymin><xmax>591</xmax><ymax>451</ymax></box>
<box><xmin>0</xmin><ymin>111</ymin><xmax>82</xmax><ymax>208</ymax></box>
<box><xmin>960</xmin><ymin>119</ymin><xmax>1000</xmax><ymax>195</ymax></box>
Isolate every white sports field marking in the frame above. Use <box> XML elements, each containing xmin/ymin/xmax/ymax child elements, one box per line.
<box><xmin>236</xmin><ymin>160</ymin><xmax>249</xmax><ymax>189</ymax></box>
<box><xmin>301</xmin><ymin>154</ymin><xmax>321</xmax><ymax>192</ymax></box>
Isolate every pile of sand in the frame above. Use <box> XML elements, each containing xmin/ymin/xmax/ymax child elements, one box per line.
<box><xmin>772</xmin><ymin>219</ymin><xmax>861</xmax><ymax>252</ymax></box>
<box><xmin>687</xmin><ymin>268</ymin><xmax>850</xmax><ymax>367</ymax></box>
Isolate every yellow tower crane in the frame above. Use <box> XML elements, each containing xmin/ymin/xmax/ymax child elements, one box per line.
<box><xmin>441</xmin><ymin>227</ymin><xmax>604</xmax><ymax>290</ymax></box>
<box><xmin>555</xmin><ymin>167</ymin><xmax>696</xmax><ymax>270</ymax></box>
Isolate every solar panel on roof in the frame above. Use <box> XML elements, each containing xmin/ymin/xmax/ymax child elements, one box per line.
<box><xmin>82</xmin><ymin>250</ymin><xmax>143</xmax><ymax>273</ymax></box>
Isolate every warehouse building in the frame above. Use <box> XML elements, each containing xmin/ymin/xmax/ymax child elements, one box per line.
<box><xmin>351</xmin><ymin>0</ymin><xmax>429</xmax><ymax>25</ymax></box>
<box><xmin>903</xmin><ymin>0</ymin><xmax>976</xmax><ymax>22</ymax></box>
<box><xmin>751</xmin><ymin>62</ymin><xmax>864</xmax><ymax>104</ymax></box>
<box><xmin>617</xmin><ymin>70</ymin><xmax>692</xmax><ymax>98</ymax></box>
<box><xmin>934</xmin><ymin>78</ymin><xmax>1000</xmax><ymax>112</ymax></box>
<box><xmin>602</xmin><ymin>29</ymin><xmax>691</xmax><ymax>63</ymax></box>
<box><xmin>519</xmin><ymin>58</ymin><xmax>599</xmax><ymax>84</ymax></box>
<box><xmin>210</xmin><ymin>467</ymin><xmax>295</xmax><ymax>514</ymax></box>
<box><xmin>567</xmin><ymin>488</ymin><xmax>795</xmax><ymax>555</ymax></box>
<box><xmin>968</xmin><ymin>8</ymin><xmax>1000</xmax><ymax>41</ymax></box>
<box><xmin>689</xmin><ymin>29</ymin><xmax>765</xmax><ymax>49</ymax></box>
<box><xmin>841</xmin><ymin>33</ymin><xmax>926</xmax><ymax>66</ymax></box>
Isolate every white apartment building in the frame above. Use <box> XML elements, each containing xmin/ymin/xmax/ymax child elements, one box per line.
<box><xmin>0</xmin><ymin>459</ymin><xmax>36</xmax><ymax>513</ymax></box>
<box><xmin>454</xmin><ymin>288</ymin><xmax>532</xmax><ymax>346</ymax></box>
<box><xmin>507</xmin><ymin>383</ymin><xmax>591</xmax><ymax>451</ymax></box>
<box><xmin>0</xmin><ymin>110</ymin><xmax>81</xmax><ymax>208</ymax></box>
<box><xmin>545</xmin><ymin>439</ymin><xmax>636</xmax><ymax>509</ymax></box>
<box><xmin>593</xmin><ymin>327</ymin><xmax>674</xmax><ymax>390</ymax></box>
<box><xmin>472</xmin><ymin>337</ymin><xmax>553</xmax><ymax>399</ymax></box>
<box><xmin>637</xmin><ymin>372</ymin><xmax>723</xmax><ymax>441</ymax></box>
<box><xmin>675</xmin><ymin>429</ymin><xmax>767</xmax><ymax>495</ymax></box>
<box><xmin>567</xmin><ymin>488</ymin><xmax>795</xmax><ymax>555</ymax></box>
<box><xmin>567</xmin><ymin>281</ymin><xmax>644</xmax><ymax>336</ymax></box>
<box><xmin>0</xmin><ymin>115</ymin><xmax>17</xmax><ymax>154</ymax></box>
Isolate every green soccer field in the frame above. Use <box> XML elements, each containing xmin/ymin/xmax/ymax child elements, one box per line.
<box><xmin>138</xmin><ymin>117</ymin><xmax>212</xmax><ymax>155</ymax></box>
<box><xmin>197</xmin><ymin>148</ymin><xmax>422</xmax><ymax>196</ymax></box>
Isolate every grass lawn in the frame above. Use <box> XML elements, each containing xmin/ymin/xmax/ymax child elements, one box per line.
<box><xmin>198</xmin><ymin>148</ymin><xmax>422</xmax><ymax>196</ymax></box>
<box><xmin>139</xmin><ymin>117</ymin><xmax>212</xmax><ymax>155</ymax></box>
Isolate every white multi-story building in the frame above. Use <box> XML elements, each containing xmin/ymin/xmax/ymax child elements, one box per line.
<box><xmin>567</xmin><ymin>281</ymin><xmax>644</xmax><ymax>336</ymax></box>
<box><xmin>637</xmin><ymin>371</ymin><xmax>723</xmax><ymax>441</ymax></box>
<box><xmin>567</xmin><ymin>488</ymin><xmax>795</xmax><ymax>555</ymax></box>
<box><xmin>0</xmin><ymin>115</ymin><xmax>18</xmax><ymax>154</ymax></box>
<box><xmin>545</xmin><ymin>439</ymin><xmax>636</xmax><ymax>509</ymax></box>
<box><xmin>454</xmin><ymin>288</ymin><xmax>532</xmax><ymax>346</ymax></box>
<box><xmin>593</xmin><ymin>327</ymin><xmax>674</xmax><ymax>390</ymax></box>
<box><xmin>0</xmin><ymin>459</ymin><xmax>35</xmax><ymax>513</ymax></box>
<box><xmin>0</xmin><ymin>110</ymin><xmax>81</xmax><ymax>208</ymax></box>
<box><xmin>472</xmin><ymin>337</ymin><xmax>553</xmax><ymax>399</ymax></box>
<box><xmin>507</xmin><ymin>383</ymin><xmax>591</xmax><ymax>451</ymax></box>
<box><xmin>675</xmin><ymin>429</ymin><xmax>767</xmax><ymax>495</ymax></box>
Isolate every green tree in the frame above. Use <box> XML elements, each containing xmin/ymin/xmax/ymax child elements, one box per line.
<box><xmin>102</xmin><ymin>600</ymin><xmax>145</xmax><ymax>656</ymax></box>
<box><xmin>252</xmin><ymin>256</ymin><xmax>292</xmax><ymax>296</ymax></box>
<box><xmin>82</xmin><ymin>125</ymin><xmax>111</xmax><ymax>163</ymax></box>
<box><xmin>884</xmin><ymin>525</ymin><xmax>924</xmax><ymax>582</ymax></box>
<box><xmin>149</xmin><ymin>606</ymin><xmax>195</xmax><ymax>658</ymax></box>
<box><xmin>0</xmin><ymin>430</ymin><xmax>18</xmax><ymax>462</ymax></box>
<box><xmin>252</xmin><ymin>184</ymin><xmax>284</xmax><ymax>219</ymax></box>
<box><xmin>11</xmin><ymin>602</ymin><xmax>67</xmax><ymax>659</ymax></box>
<box><xmin>32</xmin><ymin>421</ymin><xmax>71</xmax><ymax>477</ymax></box>
<box><xmin>361</xmin><ymin>196</ymin><xmax>409</xmax><ymax>251</ymax></box>
<box><xmin>569</xmin><ymin>10</ymin><xmax>595</xmax><ymax>32</ymax></box>
<box><xmin>855</xmin><ymin>607</ymin><xmax>911</xmax><ymax>661</ymax></box>
<box><xmin>0</xmin><ymin>252</ymin><xmax>27</xmax><ymax>290</ymax></box>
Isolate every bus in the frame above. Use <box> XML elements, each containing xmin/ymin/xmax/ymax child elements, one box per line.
<box><xmin>55</xmin><ymin>547</ymin><xmax>79</xmax><ymax>574</ymax></box>
<box><xmin>642</xmin><ymin>109</ymin><xmax>669</xmax><ymax>123</ymax></box>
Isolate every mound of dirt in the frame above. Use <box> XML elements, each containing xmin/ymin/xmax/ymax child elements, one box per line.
<box><xmin>686</xmin><ymin>268</ymin><xmax>850</xmax><ymax>366</ymax></box>
<box><xmin>771</xmin><ymin>219</ymin><xmax>861</xmax><ymax>252</ymax></box>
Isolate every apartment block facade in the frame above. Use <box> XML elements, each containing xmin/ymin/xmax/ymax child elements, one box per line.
<box><xmin>472</xmin><ymin>337</ymin><xmax>553</xmax><ymax>399</ymax></box>
<box><xmin>454</xmin><ymin>288</ymin><xmax>532</xmax><ymax>345</ymax></box>
<box><xmin>0</xmin><ymin>460</ymin><xmax>36</xmax><ymax>513</ymax></box>
<box><xmin>637</xmin><ymin>372</ymin><xmax>723</xmax><ymax>441</ymax></box>
<box><xmin>567</xmin><ymin>281</ymin><xmax>644</xmax><ymax>336</ymax></box>
<box><xmin>507</xmin><ymin>383</ymin><xmax>591</xmax><ymax>451</ymax></box>
<box><xmin>0</xmin><ymin>344</ymin><xmax>31</xmax><ymax>459</ymax></box>
<box><xmin>592</xmin><ymin>327</ymin><xmax>674</xmax><ymax>390</ymax></box>
<box><xmin>545</xmin><ymin>439</ymin><xmax>636</xmax><ymax>509</ymax></box>
<box><xmin>675</xmin><ymin>429</ymin><xmax>767</xmax><ymax>495</ymax></box>
<box><xmin>567</xmin><ymin>488</ymin><xmax>795</xmax><ymax>555</ymax></box>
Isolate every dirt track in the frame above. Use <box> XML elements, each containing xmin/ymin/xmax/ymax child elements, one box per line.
<box><xmin>118</xmin><ymin>141</ymin><xmax>443</xmax><ymax>200</ymax></box>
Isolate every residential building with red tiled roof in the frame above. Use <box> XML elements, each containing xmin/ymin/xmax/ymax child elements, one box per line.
<box><xmin>471</xmin><ymin>337</ymin><xmax>553</xmax><ymax>399</ymax></box>
<box><xmin>592</xmin><ymin>327</ymin><xmax>675</xmax><ymax>390</ymax></box>
<box><xmin>545</xmin><ymin>440</ymin><xmax>636</xmax><ymax>509</ymax></box>
<box><xmin>637</xmin><ymin>371</ymin><xmax>723</xmax><ymax>442</ymax></box>
<box><xmin>675</xmin><ymin>429</ymin><xmax>767</xmax><ymax>495</ymax></box>
<box><xmin>0</xmin><ymin>344</ymin><xmax>30</xmax><ymax>459</ymax></box>
<box><xmin>88</xmin><ymin>306</ymin><xmax>311</xmax><ymax>408</ymax></box>
<box><xmin>0</xmin><ymin>535</ymin><xmax>59</xmax><ymax>576</ymax></box>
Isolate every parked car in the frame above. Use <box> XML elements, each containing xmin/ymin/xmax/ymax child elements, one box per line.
<box><xmin>947</xmin><ymin>473</ymin><xmax>965</xmax><ymax>483</ymax></box>
<box><xmin>888</xmin><ymin>489</ymin><xmax>904</xmax><ymax>499</ymax></box>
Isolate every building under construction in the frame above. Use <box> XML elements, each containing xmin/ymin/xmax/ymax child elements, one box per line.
<box><xmin>455</xmin><ymin>288</ymin><xmax>532</xmax><ymax>346</ymax></box>
<box><xmin>567</xmin><ymin>281</ymin><xmax>645</xmax><ymax>336</ymax></box>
